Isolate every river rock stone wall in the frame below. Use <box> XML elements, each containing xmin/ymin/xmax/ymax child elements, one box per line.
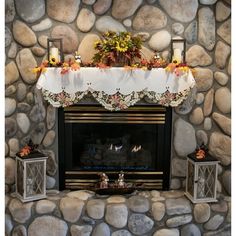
<box><xmin>5</xmin><ymin>0</ymin><xmax>231</xmax><ymax>202</ymax></box>
<box><xmin>5</xmin><ymin>190</ymin><xmax>231</xmax><ymax>236</ymax></box>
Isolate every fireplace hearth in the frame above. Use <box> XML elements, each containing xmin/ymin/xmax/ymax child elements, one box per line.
<box><xmin>58</xmin><ymin>104</ymin><xmax>172</xmax><ymax>190</ymax></box>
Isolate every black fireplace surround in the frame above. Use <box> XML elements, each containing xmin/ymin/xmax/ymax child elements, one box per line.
<box><xmin>58</xmin><ymin>104</ymin><xmax>172</xmax><ymax>191</ymax></box>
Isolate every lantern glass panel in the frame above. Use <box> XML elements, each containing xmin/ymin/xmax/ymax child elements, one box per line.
<box><xmin>26</xmin><ymin>161</ymin><xmax>45</xmax><ymax>197</ymax></box>
<box><xmin>187</xmin><ymin>161</ymin><xmax>194</xmax><ymax>196</ymax></box>
<box><xmin>197</xmin><ymin>164</ymin><xmax>216</xmax><ymax>199</ymax></box>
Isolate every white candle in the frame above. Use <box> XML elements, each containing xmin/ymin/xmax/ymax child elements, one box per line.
<box><xmin>50</xmin><ymin>47</ymin><xmax>60</xmax><ymax>62</ymax></box>
<box><xmin>173</xmin><ymin>48</ymin><xmax>182</xmax><ymax>63</ymax></box>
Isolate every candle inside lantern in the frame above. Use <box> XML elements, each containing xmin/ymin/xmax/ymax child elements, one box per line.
<box><xmin>50</xmin><ymin>47</ymin><xmax>60</xmax><ymax>62</ymax></box>
<box><xmin>173</xmin><ymin>48</ymin><xmax>182</xmax><ymax>63</ymax></box>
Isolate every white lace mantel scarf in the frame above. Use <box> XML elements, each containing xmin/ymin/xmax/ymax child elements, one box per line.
<box><xmin>36</xmin><ymin>67</ymin><xmax>196</xmax><ymax>111</ymax></box>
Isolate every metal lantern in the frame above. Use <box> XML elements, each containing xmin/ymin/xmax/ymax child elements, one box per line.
<box><xmin>47</xmin><ymin>38</ymin><xmax>64</xmax><ymax>65</ymax></box>
<box><xmin>170</xmin><ymin>38</ymin><xmax>186</xmax><ymax>63</ymax></box>
<box><xmin>185</xmin><ymin>153</ymin><xmax>219</xmax><ymax>203</ymax></box>
<box><xmin>15</xmin><ymin>152</ymin><xmax>47</xmax><ymax>202</ymax></box>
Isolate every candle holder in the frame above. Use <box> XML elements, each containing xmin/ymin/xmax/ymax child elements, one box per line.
<box><xmin>47</xmin><ymin>38</ymin><xmax>64</xmax><ymax>66</ymax></box>
<box><xmin>170</xmin><ymin>38</ymin><xmax>186</xmax><ymax>63</ymax></box>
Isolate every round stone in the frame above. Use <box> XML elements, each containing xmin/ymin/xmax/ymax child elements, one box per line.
<box><xmin>29</xmin><ymin>104</ymin><xmax>46</xmax><ymax>122</ymax></box>
<box><xmin>17</xmin><ymin>113</ymin><xmax>30</xmax><ymax>134</ymax></box>
<box><xmin>166</xmin><ymin>214</ymin><xmax>192</xmax><ymax>227</ymax></box>
<box><xmin>152</xmin><ymin>202</ymin><xmax>165</xmax><ymax>221</ymax></box>
<box><xmin>222</xmin><ymin>170</ymin><xmax>231</xmax><ymax>195</ymax></box>
<box><xmin>189</xmin><ymin>107</ymin><xmax>204</xmax><ymax>125</ymax></box>
<box><xmin>31</xmin><ymin>46</ymin><xmax>46</xmax><ymax>57</ymax></box>
<box><xmin>198</xmin><ymin>7</ymin><xmax>215</xmax><ymax>50</ymax></box>
<box><xmin>171</xmin><ymin>158</ymin><xmax>187</xmax><ymax>177</ymax></box>
<box><xmin>159</xmin><ymin>0</ymin><xmax>198</xmax><ymax>23</ymax></box>
<box><xmin>46</xmin><ymin>175</ymin><xmax>56</xmax><ymax>189</ymax></box>
<box><xmin>211</xmin><ymin>200</ymin><xmax>228</xmax><ymax>213</ymax></box>
<box><xmin>5</xmin><ymin>157</ymin><xmax>16</xmax><ymax>184</ymax></box>
<box><xmin>42</xmin><ymin>150</ymin><xmax>57</xmax><ymax>176</ymax></box>
<box><xmin>60</xmin><ymin>197</ymin><xmax>84</xmax><ymax>223</ymax></box>
<box><xmin>13</xmin><ymin>20</ymin><xmax>37</xmax><ymax>46</ymax></box>
<box><xmin>172</xmin><ymin>23</ymin><xmax>184</xmax><ymax>35</ymax></box>
<box><xmin>9</xmin><ymin>199</ymin><xmax>33</xmax><ymax>223</ymax></box>
<box><xmin>216</xmin><ymin>1</ymin><xmax>231</xmax><ymax>22</ymax></box>
<box><xmin>67</xmin><ymin>190</ymin><xmax>95</xmax><ymax>200</ymax></box>
<box><xmin>215</xmin><ymin>41</ymin><xmax>231</xmax><ymax>69</ymax></box>
<box><xmin>8</xmin><ymin>42</ymin><xmax>18</xmax><ymax>59</ymax></box>
<box><xmin>153</xmin><ymin>229</ymin><xmax>179</xmax><ymax>236</ymax></box>
<box><xmin>16</xmin><ymin>48</ymin><xmax>37</xmax><ymax>84</ymax></box>
<box><xmin>184</xmin><ymin>20</ymin><xmax>197</xmax><ymax>44</ymax></box>
<box><xmin>214</xmin><ymin>72</ymin><xmax>229</xmax><ymax>86</ymax></box>
<box><xmin>228</xmin><ymin>57</ymin><xmax>231</xmax><ymax>75</ymax></box>
<box><xmin>6</xmin><ymin>85</ymin><xmax>16</xmax><ymax>96</ymax></box>
<box><xmin>200</xmin><ymin>0</ymin><xmax>217</xmax><ymax>4</ymax></box>
<box><xmin>209</xmin><ymin>132</ymin><xmax>231</xmax><ymax>166</ymax></box>
<box><xmin>6</xmin><ymin>118</ymin><xmax>17</xmax><ymax>138</ymax></box>
<box><xmin>5</xmin><ymin>26</ymin><xmax>12</xmax><ymax>47</ymax></box>
<box><xmin>47</xmin><ymin>105</ymin><xmax>56</xmax><ymax>129</ymax></box>
<box><xmin>134</xmin><ymin>32</ymin><xmax>150</xmax><ymax>42</ymax></box>
<box><xmin>32</xmin><ymin>18</ymin><xmax>52</xmax><ymax>31</ymax></box>
<box><xmin>5</xmin><ymin>0</ymin><xmax>16</xmax><ymax>23</ymax></box>
<box><xmin>151</xmin><ymin>190</ymin><xmax>160</xmax><ymax>198</ymax></box>
<box><xmin>16</xmin><ymin>83</ymin><xmax>27</xmax><ymax>101</ymax></box>
<box><xmin>105</xmin><ymin>204</ymin><xmax>128</xmax><ymax>228</ymax></box>
<box><xmin>181</xmin><ymin>224</ymin><xmax>201</xmax><ymax>236</ymax></box>
<box><xmin>112</xmin><ymin>0</ymin><xmax>142</xmax><ymax>19</ymax></box>
<box><xmin>5</xmin><ymin>98</ymin><xmax>16</xmax><ymax>117</ymax></box>
<box><xmin>86</xmin><ymin>199</ymin><xmax>105</xmax><ymax>219</ymax></box>
<box><xmin>186</xmin><ymin>45</ymin><xmax>212</xmax><ymax>67</ymax></box>
<box><xmin>112</xmin><ymin>230</ymin><xmax>132</xmax><ymax>236</ymax></box>
<box><xmin>43</xmin><ymin>130</ymin><xmax>56</xmax><ymax>147</ymax></box>
<box><xmin>148</xmin><ymin>30</ymin><xmax>171</xmax><ymax>51</ymax></box>
<box><xmin>95</xmin><ymin>16</ymin><xmax>126</xmax><ymax>33</ymax></box>
<box><xmin>71</xmin><ymin>225</ymin><xmax>93</xmax><ymax>236</ymax></box>
<box><xmin>77</xmin><ymin>34</ymin><xmax>100</xmax><ymax>63</ymax></box>
<box><xmin>107</xmin><ymin>196</ymin><xmax>126</xmax><ymax>204</ymax></box>
<box><xmin>140</xmin><ymin>46</ymin><xmax>155</xmax><ymax>61</ymax></box>
<box><xmin>194</xmin><ymin>203</ymin><xmax>211</xmax><ymax>223</ymax></box>
<box><xmin>15</xmin><ymin>0</ymin><xmax>45</xmax><ymax>23</ymax></box>
<box><xmin>128</xmin><ymin>214</ymin><xmax>154</xmax><ymax>235</ymax></box>
<box><xmin>12</xmin><ymin>225</ymin><xmax>27</xmax><ymax>236</ymax></box>
<box><xmin>203</xmin><ymin>88</ymin><xmax>214</xmax><ymax>116</ymax></box>
<box><xmin>193</xmin><ymin>67</ymin><xmax>213</xmax><ymax>92</ymax></box>
<box><xmin>36</xmin><ymin>200</ymin><xmax>56</xmax><ymax>214</ymax></box>
<box><xmin>196</xmin><ymin>130</ymin><xmax>208</xmax><ymax>145</ymax></box>
<box><xmin>5</xmin><ymin>142</ymin><xmax>9</xmax><ymax>156</ymax></box>
<box><xmin>31</xmin><ymin>122</ymin><xmax>46</xmax><ymax>144</ymax></box>
<box><xmin>196</xmin><ymin>93</ymin><xmax>204</xmax><ymax>105</ymax></box>
<box><xmin>212</xmin><ymin>112</ymin><xmax>231</xmax><ymax>136</ymax></box>
<box><xmin>5</xmin><ymin>214</ymin><xmax>13</xmax><ymax>236</ymax></box>
<box><xmin>215</xmin><ymin>87</ymin><xmax>231</xmax><ymax>113</ymax></box>
<box><xmin>47</xmin><ymin>0</ymin><xmax>80</xmax><ymax>23</ymax></box>
<box><xmin>51</xmin><ymin>25</ymin><xmax>79</xmax><ymax>54</ymax></box>
<box><xmin>170</xmin><ymin>178</ymin><xmax>181</xmax><ymax>190</ymax></box>
<box><xmin>92</xmin><ymin>223</ymin><xmax>110</xmax><ymax>236</ymax></box>
<box><xmin>128</xmin><ymin>195</ymin><xmax>150</xmax><ymax>213</ymax></box>
<box><xmin>5</xmin><ymin>61</ymin><xmax>19</xmax><ymax>85</ymax></box>
<box><xmin>93</xmin><ymin>0</ymin><xmax>112</xmax><ymax>15</ymax></box>
<box><xmin>174</xmin><ymin>118</ymin><xmax>196</xmax><ymax>157</ymax></box>
<box><xmin>204</xmin><ymin>117</ymin><xmax>212</xmax><ymax>130</ymax></box>
<box><xmin>82</xmin><ymin>0</ymin><xmax>96</xmax><ymax>4</ymax></box>
<box><xmin>217</xmin><ymin>19</ymin><xmax>231</xmax><ymax>45</ymax></box>
<box><xmin>123</xmin><ymin>19</ymin><xmax>132</xmax><ymax>27</ymax></box>
<box><xmin>204</xmin><ymin>215</ymin><xmax>224</xmax><ymax>231</ymax></box>
<box><xmin>166</xmin><ymin>197</ymin><xmax>191</xmax><ymax>215</ymax></box>
<box><xmin>77</xmin><ymin>8</ymin><xmax>96</xmax><ymax>32</ymax></box>
<box><xmin>28</xmin><ymin>216</ymin><xmax>68</xmax><ymax>236</ymax></box>
<box><xmin>8</xmin><ymin>138</ymin><xmax>19</xmax><ymax>157</ymax></box>
<box><xmin>38</xmin><ymin>35</ymin><xmax>48</xmax><ymax>48</ymax></box>
<box><xmin>133</xmin><ymin>5</ymin><xmax>167</xmax><ymax>30</ymax></box>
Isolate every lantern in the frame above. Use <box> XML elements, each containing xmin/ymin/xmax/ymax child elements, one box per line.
<box><xmin>185</xmin><ymin>152</ymin><xmax>219</xmax><ymax>203</ymax></box>
<box><xmin>15</xmin><ymin>152</ymin><xmax>47</xmax><ymax>202</ymax></box>
<box><xmin>47</xmin><ymin>38</ymin><xmax>64</xmax><ymax>65</ymax></box>
<box><xmin>170</xmin><ymin>38</ymin><xmax>186</xmax><ymax>63</ymax></box>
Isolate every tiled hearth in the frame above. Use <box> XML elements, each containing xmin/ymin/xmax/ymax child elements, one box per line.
<box><xmin>5</xmin><ymin>190</ymin><xmax>231</xmax><ymax>236</ymax></box>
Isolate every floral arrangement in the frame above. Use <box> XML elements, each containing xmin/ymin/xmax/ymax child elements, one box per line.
<box><xmin>92</xmin><ymin>31</ymin><xmax>142</xmax><ymax>66</ymax></box>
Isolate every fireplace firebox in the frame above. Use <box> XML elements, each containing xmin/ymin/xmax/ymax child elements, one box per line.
<box><xmin>58</xmin><ymin>104</ymin><xmax>172</xmax><ymax>190</ymax></box>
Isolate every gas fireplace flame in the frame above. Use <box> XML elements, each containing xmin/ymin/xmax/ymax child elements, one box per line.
<box><xmin>131</xmin><ymin>145</ymin><xmax>142</xmax><ymax>152</ymax></box>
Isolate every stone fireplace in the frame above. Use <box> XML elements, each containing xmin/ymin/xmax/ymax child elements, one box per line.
<box><xmin>58</xmin><ymin>104</ymin><xmax>172</xmax><ymax>190</ymax></box>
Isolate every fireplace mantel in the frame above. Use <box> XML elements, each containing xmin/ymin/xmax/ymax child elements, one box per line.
<box><xmin>36</xmin><ymin>67</ymin><xmax>196</xmax><ymax>111</ymax></box>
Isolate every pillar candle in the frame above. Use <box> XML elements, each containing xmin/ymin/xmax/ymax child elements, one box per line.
<box><xmin>173</xmin><ymin>48</ymin><xmax>182</xmax><ymax>63</ymax></box>
<box><xmin>50</xmin><ymin>47</ymin><xmax>60</xmax><ymax>62</ymax></box>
